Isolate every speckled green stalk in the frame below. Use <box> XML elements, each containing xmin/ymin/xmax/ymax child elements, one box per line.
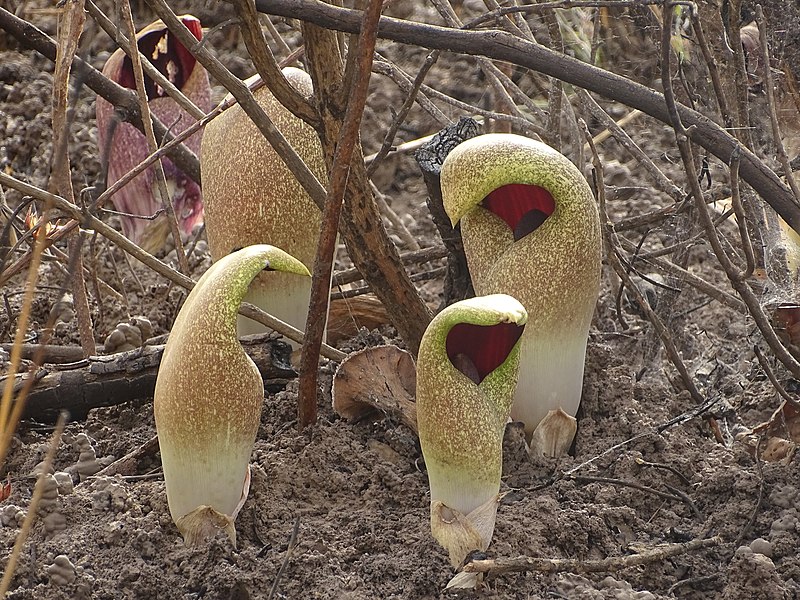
<box><xmin>201</xmin><ymin>68</ymin><xmax>327</xmax><ymax>341</ymax></box>
<box><xmin>442</xmin><ymin>134</ymin><xmax>601</xmax><ymax>444</ymax></box>
<box><xmin>154</xmin><ymin>244</ymin><xmax>309</xmax><ymax>547</ymax></box>
<box><xmin>417</xmin><ymin>294</ymin><xmax>526</xmax><ymax>562</ymax></box>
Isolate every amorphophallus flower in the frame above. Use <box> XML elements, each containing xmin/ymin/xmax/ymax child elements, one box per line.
<box><xmin>417</xmin><ymin>294</ymin><xmax>527</xmax><ymax>567</ymax></box>
<box><xmin>153</xmin><ymin>244</ymin><xmax>309</xmax><ymax>547</ymax></box>
<box><xmin>96</xmin><ymin>15</ymin><xmax>211</xmax><ymax>252</ymax></box>
<box><xmin>442</xmin><ymin>133</ymin><xmax>601</xmax><ymax>457</ymax></box>
<box><xmin>201</xmin><ymin>68</ymin><xmax>327</xmax><ymax>339</ymax></box>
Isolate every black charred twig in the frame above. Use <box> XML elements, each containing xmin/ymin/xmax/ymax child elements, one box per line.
<box><xmin>415</xmin><ymin>118</ymin><xmax>479</xmax><ymax>306</ymax></box>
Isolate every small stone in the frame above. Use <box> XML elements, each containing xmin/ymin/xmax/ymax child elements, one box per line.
<box><xmin>46</xmin><ymin>554</ymin><xmax>76</xmax><ymax>586</ymax></box>
<box><xmin>750</xmin><ymin>537</ymin><xmax>773</xmax><ymax>557</ymax></box>
<box><xmin>53</xmin><ymin>472</ymin><xmax>74</xmax><ymax>495</ymax></box>
<box><xmin>0</xmin><ymin>504</ymin><xmax>25</xmax><ymax>527</ymax></box>
<box><xmin>42</xmin><ymin>511</ymin><xmax>67</xmax><ymax>536</ymax></box>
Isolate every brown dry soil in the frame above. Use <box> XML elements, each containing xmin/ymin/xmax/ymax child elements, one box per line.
<box><xmin>2</xmin><ymin>2</ymin><xmax>800</xmax><ymax>599</ymax></box>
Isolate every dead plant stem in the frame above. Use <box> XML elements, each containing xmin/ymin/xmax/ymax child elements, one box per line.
<box><xmin>463</xmin><ymin>536</ymin><xmax>721</xmax><ymax>575</ymax></box>
<box><xmin>297</xmin><ymin>0</ymin><xmax>382</xmax><ymax>429</ymax></box>
<box><xmin>118</xmin><ymin>0</ymin><xmax>189</xmax><ymax>274</ymax></box>
<box><xmin>754</xmin><ymin>5</ymin><xmax>800</xmax><ymax>204</ymax></box>
<box><xmin>582</xmin><ymin>118</ymin><xmax>706</xmax><ymax>405</ymax></box>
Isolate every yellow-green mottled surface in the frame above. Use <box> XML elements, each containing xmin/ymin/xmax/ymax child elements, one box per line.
<box><xmin>200</xmin><ymin>68</ymin><xmax>327</xmax><ymax>316</ymax></box>
<box><xmin>416</xmin><ymin>295</ymin><xmax>526</xmax><ymax>513</ymax></box>
<box><xmin>153</xmin><ymin>245</ymin><xmax>309</xmax><ymax>520</ymax></box>
<box><xmin>441</xmin><ymin>134</ymin><xmax>601</xmax><ymax>434</ymax></box>
<box><xmin>442</xmin><ymin>134</ymin><xmax>601</xmax><ymax>336</ymax></box>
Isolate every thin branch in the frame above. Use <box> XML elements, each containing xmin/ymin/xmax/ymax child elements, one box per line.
<box><xmin>658</xmin><ymin>3</ymin><xmax>800</xmax><ymax>378</ymax></box>
<box><xmin>331</xmin><ymin>245</ymin><xmax>448</xmax><ymax>287</ymax></box>
<box><xmin>118</xmin><ymin>0</ymin><xmax>189</xmax><ymax>273</ymax></box>
<box><xmin>462</xmin><ymin>536</ymin><xmax>721</xmax><ymax>575</ymax></box>
<box><xmin>367</xmin><ymin>49</ymin><xmax>440</xmax><ymax>177</ymax></box>
<box><xmin>581</xmin><ymin>118</ymin><xmax>706</xmax><ymax>404</ymax></box>
<box><xmin>297</xmin><ymin>0</ymin><xmax>383</xmax><ymax>429</ymax></box>
<box><xmin>0</xmin><ymin>172</ymin><xmax>346</xmax><ymax>362</ymax></box>
<box><xmin>576</xmin><ymin>89</ymin><xmax>684</xmax><ymax>202</ymax></box>
<box><xmin>754</xmin><ymin>5</ymin><xmax>800</xmax><ymax>204</ymax></box>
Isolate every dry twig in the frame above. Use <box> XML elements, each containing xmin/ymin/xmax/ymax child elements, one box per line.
<box><xmin>462</xmin><ymin>536</ymin><xmax>721</xmax><ymax>575</ymax></box>
<box><xmin>298</xmin><ymin>0</ymin><xmax>383</xmax><ymax>429</ymax></box>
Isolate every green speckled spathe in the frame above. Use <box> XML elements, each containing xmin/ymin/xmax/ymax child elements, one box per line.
<box><xmin>441</xmin><ymin>134</ymin><xmax>601</xmax><ymax>438</ymax></box>
<box><xmin>417</xmin><ymin>294</ymin><xmax>526</xmax><ymax>517</ymax></box>
<box><xmin>201</xmin><ymin>67</ymin><xmax>327</xmax><ymax>337</ymax></box>
<box><xmin>154</xmin><ymin>244</ymin><xmax>309</xmax><ymax>539</ymax></box>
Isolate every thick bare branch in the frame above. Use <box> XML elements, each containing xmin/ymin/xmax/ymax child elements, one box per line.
<box><xmin>253</xmin><ymin>0</ymin><xmax>800</xmax><ymax>234</ymax></box>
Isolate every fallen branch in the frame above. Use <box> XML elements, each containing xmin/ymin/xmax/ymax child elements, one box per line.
<box><xmin>462</xmin><ymin>535</ymin><xmax>721</xmax><ymax>575</ymax></box>
<box><xmin>8</xmin><ymin>335</ymin><xmax>296</xmax><ymax>420</ymax></box>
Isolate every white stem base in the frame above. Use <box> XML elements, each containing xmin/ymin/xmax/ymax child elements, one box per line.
<box><xmin>513</xmin><ymin>330</ymin><xmax>588</xmax><ymax>441</ymax></box>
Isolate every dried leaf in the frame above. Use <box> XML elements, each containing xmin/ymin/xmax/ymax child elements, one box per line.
<box><xmin>331</xmin><ymin>345</ymin><xmax>417</xmax><ymax>433</ymax></box>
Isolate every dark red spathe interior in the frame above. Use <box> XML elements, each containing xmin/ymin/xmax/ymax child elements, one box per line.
<box><xmin>446</xmin><ymin>322</ymin><xmax>525</xmax><ymax>384</ymax></box>
<box><xmin>118</xmin><ymin>17</ymin><xmax>203</xmax><ymax>100</ymax></box>
<box><xmin>481</xmin><ymin>183</ymin><xmax>555</xmax><ymax>241</ymax></box>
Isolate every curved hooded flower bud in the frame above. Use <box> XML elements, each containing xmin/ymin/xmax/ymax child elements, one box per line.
<box><xmin>201</xmin><ymin>68</ymin><xmax>328</xmax><ymax>342</ymax></box>
<box><xmin>154</xmin><ymin>244</ymin><xmax>309</xmax><ymax>547</ymax></box>
<box><xmin>442</xmin><ymin>133</ymin><xmax>601</xmax><ymax>456</ymax></box>
<box><xmin>417</xmin><ymin>293</ymin><xmax>527</xmax><ymax>566</ymax></box>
